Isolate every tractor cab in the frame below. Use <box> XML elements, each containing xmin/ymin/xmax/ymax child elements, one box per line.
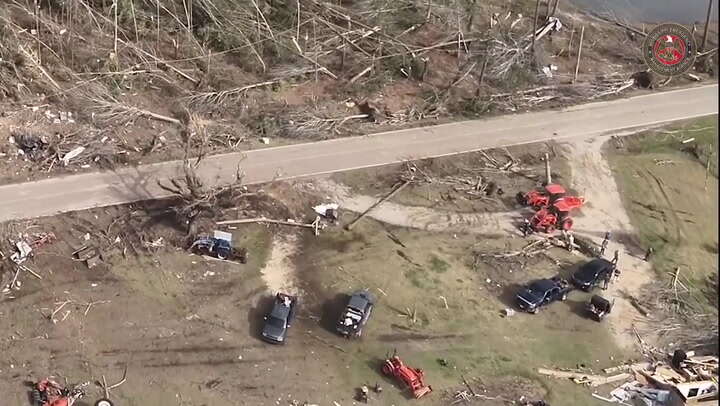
<box><xmin>517</xmin><ymin>184</ymin><xmax>567</xmax><ymax>209</ymax></box>
<box><xmin>527</xmin><ymin>196</ymin><xmax>585</xmax><ymax>234</ymax></box>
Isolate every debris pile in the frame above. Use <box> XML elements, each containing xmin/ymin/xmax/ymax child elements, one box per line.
<box><xmin>541</xmin><ymin>350</ymin><xmax>718</xmax><ymax>405</ymax></box>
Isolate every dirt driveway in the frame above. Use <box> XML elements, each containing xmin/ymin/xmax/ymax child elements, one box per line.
<box><xmin>564</xmin><ymin>137</ymin><xmax>653</xmax><ymax>350</ymax></box>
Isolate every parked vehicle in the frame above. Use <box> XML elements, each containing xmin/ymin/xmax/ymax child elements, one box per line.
<box><xmin>336</xmin><ymin>290</ymin><xmax>375</xmax><ymax>338</ymax></box>
<box><xmin>261</xmin><ymin>293</ymin><xmax>297</xmax><ymax>344</ymax></box>
<box><xmin>586</xmin><ymin>295</ymin><xmax>613</xmax><ymax>321</ymax></box>
<box><xmin>525</xmin><ymin>196</ymin><xmax>585</xmax><ymax>234</ymax></box>
<box><xmin>382</xmin><ymin>355</ymin><xmax>432</xmax><ymax>399</ymax></box>
<box><xmin>571</xmin><ymin>258</ymin><xmax>616</xmax><ymax>291</ymax></box>
<box><xmin>517</xmin><ymin>184</ymin><xmax>567</xmax><ymax>209</ymax></box>
<box><xmin>516</xmin><ymin>277</ymin><xmax>572</xmax><ymax>314</ymax></box>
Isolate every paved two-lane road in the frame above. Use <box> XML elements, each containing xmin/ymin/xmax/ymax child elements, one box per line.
<box><xmin>0</xmin><ymin>84</ymin><xmax>717</xmax><ymax>222</ymax></box>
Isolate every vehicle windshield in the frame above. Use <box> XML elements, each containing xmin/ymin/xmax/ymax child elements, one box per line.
<box><xmin>266</xmin><ymin>316</ymin><xmax>285</xmax><ymax>329</ymax></box>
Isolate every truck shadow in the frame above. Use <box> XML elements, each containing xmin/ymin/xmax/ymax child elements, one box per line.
<box><xmin>564</xmin><ymin>298</ymin><xmax>590</xmax><ymax>319</ymax></box>
<box><xmin>319</xmin><ymin>293</ymin><xmax>350</xmax><ymax>334</ymax></box>
<box><xmin>498</xmin><ymin>283</ymin><xmax>522</xmax><ymax>309</ymax></box>
<box><xmin>247</xmin><ymin>294</ymin><xmax>276</xmax><ymax>342</ymax></box>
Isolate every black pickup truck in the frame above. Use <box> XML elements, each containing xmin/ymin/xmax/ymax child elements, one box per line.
<box><xmin>261</xmin><ymin>293</ymin><xmax>298</xmax><ymax>344</ymax></box>
<box><xmin>336</xmin><ymin>290</ymin><xmax>375</xmax><ymax>338</ymax></box>
<box><xmin>516</xmin><ymin>277</ymin><xmax>572</xmax><ymax>314</ymax></box>
<box><xmin>571</xmin><ymin>258</ymin><xmax>616</xmax><ymax>291</ymax></box>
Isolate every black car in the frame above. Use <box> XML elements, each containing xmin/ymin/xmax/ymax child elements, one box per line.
<box><xmin>336</xmin><ymin>290</ymin><xmax>375</xmax><ymax>338</ymax></box>
<box><xmin>571</xmin><ymin>258</ymin><xmax>616</xmax><ymax>291</ymax></box>
<box><xmin>261</xmin><ymin>293</ymin><xmax>297</xmax><ymax>344</ymax></box>
<box><xmin>516</xmin><ymin>277</ymin><xmax>572</xmax><ymax>314</ymax></box>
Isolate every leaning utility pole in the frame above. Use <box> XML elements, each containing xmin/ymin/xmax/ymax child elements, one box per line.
<box><xmin>573</xmin><ymin>26</ymin><xmax>585</xmax><ymax>83</ymax></box>
<box><xmin>701</xmin><ymin>0</ymin><xmax>714</xmax><ymax>52</ymax></box>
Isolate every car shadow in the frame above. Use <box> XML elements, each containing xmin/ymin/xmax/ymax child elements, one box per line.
<box><xmin>319</xmin><ymin>293</ymin><xmax>350</xmax><ymax>334</ymax></box>
<box><xmin>247</xmin><ymin>294</ymin><xmax>276</xmax><ymax>342</ymax></box>
<box><xmin>498</xmin><ymin>283</ymin><xmax>522</xmax><ymax>309</ymax></box>
<box><xmin>565</xmin><ymin>298</ymin><xmax>590</xmax><ymax>319</ymax></box>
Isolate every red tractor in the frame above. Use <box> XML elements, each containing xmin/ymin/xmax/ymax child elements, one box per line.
<box><xmin>517</xmin><ymin>184</ymin><xmax>567</xmax><ymax>210</ymax></box>
<box><xmin>31</xmin><ymin>378</ymin><xmax>85</xmax><ymax>406</ymax></box>
<box><xmin>526</xmin><ymin>196</ymin><xmax>585</xmax><ymax>234</ymax></box>
<box><xmin>382</xmin><ymin>356</ymin><xmax>432</xmax><ymax>399</ymax></box>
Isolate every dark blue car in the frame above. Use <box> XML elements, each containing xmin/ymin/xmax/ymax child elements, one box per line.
<box><xmin>571</xmin><ymin>258</ymin><xmax>616</xmax><ymax>291</ymax></box>
<box><xmin>262</xmin><ymin>293</ymin><xmax>298</xmax><ymax>344</ymax></box>
<box><xmin>516</xmin><ymin>278</ymin><xmax>571</xmax><ymax>314</ymax></box>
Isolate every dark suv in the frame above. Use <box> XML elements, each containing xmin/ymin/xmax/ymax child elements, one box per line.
<box><xmin>261</xmin><ymin>293</ymin><xmax>297</xmax><ymax>344</ymax></box>
<box><xmin>571</xmin><ymin>258</ymin><xmax>616</xmax><ymax>291</ymax></box>
<box><xmin>516</xmin><ymin>277</ymin><xmax>572</xmax><ymax>314</ymax></box>
<box><xmin>336</xmin><ymin>290</ymin><xmax>375</xmax><ymax>338</ymax></box>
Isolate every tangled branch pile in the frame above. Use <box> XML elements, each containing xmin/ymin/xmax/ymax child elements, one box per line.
<box><xmin>640</xmin><ymin>271</ymin><xmax>719</xmax><ymax>354</ymax></box>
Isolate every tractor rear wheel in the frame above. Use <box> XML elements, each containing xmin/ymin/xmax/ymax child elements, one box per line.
<box><xmin>516</xmin><ymin>192</ymin><xmax>527</xmax><ymax>206</ymax></box>
<box><xmin>382</xmin><ymin>362</ymin><xmax>394</xmax><ymax>375</ymax></box>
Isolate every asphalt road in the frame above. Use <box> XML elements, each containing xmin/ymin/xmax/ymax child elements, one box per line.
<box><xmin>0</xmin><ymin>84</ymin><xmax>717</xmax><ymax>222</ymax></box>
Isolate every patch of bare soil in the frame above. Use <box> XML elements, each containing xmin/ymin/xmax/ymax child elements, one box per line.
<box><xmin>260</xmin><ymin>233</ymin><xmax>302</xmax><ymax>295</ymax></box>
<box><xmin>564</xmin><ymin>137</ymin><xmax>653</xmax><ymax>350</ymax></box>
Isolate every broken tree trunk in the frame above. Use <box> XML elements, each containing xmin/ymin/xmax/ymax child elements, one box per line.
<box><xmin>537</xmin><ymin>368</ymin><xmax>632</xmax><ymax>387</ymax></box>
<box><xmin>218</xmin><ymin>217</ymin><xmax>316</xmax><ymax>229</ymax></box>
<box><xmin>346</xmin><ymin>180</ymin><xmax>411</xmax><ymax>230</ymax></box>
<box><xmin>531</xmin><ymin>0</ymin><xmax>541</xmax><ymax>50</ymax></box>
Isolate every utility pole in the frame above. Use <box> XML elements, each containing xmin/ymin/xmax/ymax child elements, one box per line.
<box><xmin>701</xmin><ymin>0</ymin><xmax>714</xmax><ymax>52</ymax></box>
<box><xmin>573</xmin><ymin>26</ymin><xmax>585</xmax><ymax>83</ymax></box>
<box><xmin>532</xmin><ymin>0</ymin><xmax>540</xmax><ymax>50</ymax></box>
<box><xmin>544</xmin><ymin>153</ymin><xmax>552</xmax><ymax>184</ymax></box>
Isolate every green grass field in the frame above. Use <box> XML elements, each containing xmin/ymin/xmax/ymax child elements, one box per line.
<box><xmin>608</xmin><ymin>116</ymin><xmax>718</xmax><ymax>347</ymax></box>
<box><xmin>300</xmin><ymin>220</ymin><xmax>626</xmax><ymax>405</ymax></box>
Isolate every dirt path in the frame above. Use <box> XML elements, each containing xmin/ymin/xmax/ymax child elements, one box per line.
<box><xmin>260</xmin><ymin>233</ymin><xmax>302</xmax><ymax>295</ymax></box>
<box><xmin>564</xmin><ymin>137</ymin><xmax>653</xmax><ymax>350</ymax></box>
<box><xmin>310</xmin><ymin>179</ymin><xmax>518</xmax><ymax>236</ymax></box>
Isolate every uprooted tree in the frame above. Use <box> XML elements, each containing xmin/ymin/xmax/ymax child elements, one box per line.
<box><xmin>158</xmin><ymin>116</ymin><xmax>245</xmax><ymax>238</ymax></box>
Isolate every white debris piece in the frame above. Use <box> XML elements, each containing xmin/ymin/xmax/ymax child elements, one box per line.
<box><xmin>10</xmin><ymin>241</ymin><xmax>32</xmax><ymax>264</ymax></box>
<box><xmin>62</xmin><ymin>146</ymin><xmax>85</xmax><ymax>166</ymax></box>
<box><xmin>313</xmin><ymin>203</ymin><xmax>339</xmax><ymax>217</ymax></box>
<box><xmin>542</xmin><ymin>64</ymin><xmax>559</xmax><ymax>78</ymax></box>
<box><xmin>260</xmin><ymin>137</ymin><xmax>271</xmax><ymax>145</ymax></box>
<box><xmin>532</xmin><ymin>16</ymin><xmax>562</xmax><ymax>42</ymax></box>
<box><xmin>213</xmin><ymin>230</ymin><xmax>233</xmax><ymax>243</ymax></box>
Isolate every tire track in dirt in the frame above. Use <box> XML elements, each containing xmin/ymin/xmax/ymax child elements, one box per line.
<box><xmin>310</xmin><ymin>179</ymin><xmax>519</xmax><ymax>236</ymax></box>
